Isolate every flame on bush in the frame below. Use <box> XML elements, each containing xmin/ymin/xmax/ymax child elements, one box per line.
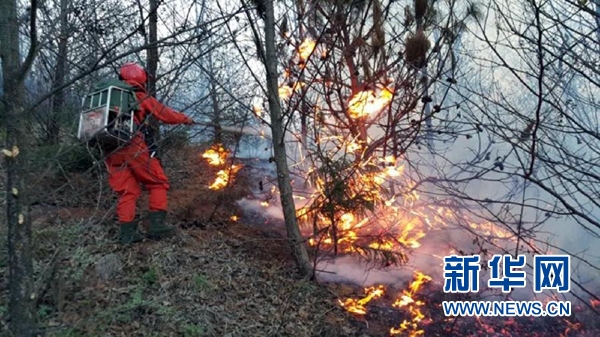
<box><xmin>202</xmin><ymin>144</ymin><xmax>228</xmax><ymax>166</ymax></box>
<box><xmin>209</xmin><ymin>165</ymin><xmax>242</xmax><ymax>190</ymax></box>
<box><xmin>298</xmin><ymin>38</ymin><xmax>316</xmax><ymax>62</ymax></box>
<box><xmin>279</xmin><ymin>82</ymin><xmax>305</xmax><ymax>100</ymax></box>
<box><xmin>297</xmin><ymin>155</ymin><xmax>432</xmax><ymax>261</ymax></box>
<box><xmin>295</xmin><ymin>151</ymin><xmax>519</xmax><ymax>335</ymax></box>
<box><xmin>348</xmin><ymin>86</ymin><xmax>394</xmax><ymax>119</ymax></box>
<box><xmin>202</xmin><ymin>145</ymin><xmax>242</xmax><ymax>190</ymax></box>
<box><xmin>273</xmin><ymin>21</ymin><xmax>585</xmax><ymax>337</ymax></box>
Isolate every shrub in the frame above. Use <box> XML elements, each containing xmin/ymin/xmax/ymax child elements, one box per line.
<box><xmin>25</xmin><ymin>143</ymin><xmax>96</xmax><ymax>175</ymax></box>
<box><xmin>160</xmin><ymin>128</ymin><xmax>189</xmax><ymax>151</ymax></box>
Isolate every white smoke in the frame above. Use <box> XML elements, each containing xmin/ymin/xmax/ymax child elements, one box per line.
<box><xmin>236</xmin><ymin>197</ymin><xmax>283</xmax><ymax>220</ymax></box>
<box><xmin>228</xmin><ymin>112</ymin><xmax>598</xmax><ymax>306</ymax></box>
<box><xmin>220</xmin><ymin>124</ymin><xmax>271</xmax><ymax>138</ymax></box>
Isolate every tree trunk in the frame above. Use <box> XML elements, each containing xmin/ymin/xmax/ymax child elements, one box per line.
<box><xmin>47</xmin><ymin>0</ymin><xmax>69</xmax><ymax>144</ymax></box>
<box><xmin>147</xmin><ymin>0</ymin><xmax>161</xmax><ymax>154</ymax></box>
<box><xmin>210</xmin><ymin>82</ymin><xmax>222</xmax><ymax>144</ymax></box>
<box><xmin>594</xmin><ymin>0</ymin><xmax>600</xmax><ymax>49</ymax></box>
<box><xmin>415</xmin><ymin>2</ymin><xmax>434</xmax><ymax>153</ymax></box>
<box><xmin>208</xmin><ymin>50</ymin><xmax>222</xmax><ymax>144</ymax></box>
<box><xmin>296</xmin><ymin>0</ymin><xmax>309</xmax><ymax>148</ymax></box>
<box><xmin>264</xmin><ymin>0</ymin><xmax>312</xmax><ymax>276</ymax></box>
<box><xmin>0</xmin><ymin>0</ymin><xmax>36</xmax><ymax>334</ymax></box>
<box><xmin>147</xmin><ymin>0</ymin><xmax>158</xmax><ymax>94</ymax></box>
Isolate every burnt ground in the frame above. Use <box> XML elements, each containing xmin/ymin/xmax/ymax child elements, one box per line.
<box><xmin>0</xmin><ymin>144</ymin><xmax>599</xmax><ymax>337</ymax></box>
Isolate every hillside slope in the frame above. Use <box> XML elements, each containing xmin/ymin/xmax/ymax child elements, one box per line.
<box><xmin>0</xmin><ymin>145</ymin><xmax>365</xmax><ymax>337</ymax></box>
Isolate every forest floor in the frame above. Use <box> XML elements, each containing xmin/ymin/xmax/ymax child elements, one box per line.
<box><xmin>1</xmin><ymin>144</ymin><xmax>600</xmax><ymax>337</ymax></box>
<box><xmin>0</xmin><ymin>144</ymin><xmax>372</xmax><ymax>337</ymax></box>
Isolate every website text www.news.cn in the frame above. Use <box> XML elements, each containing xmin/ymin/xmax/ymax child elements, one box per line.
<box><xmin>442</xmin><ymin>300</ymin><xmax>571</xmax><ymax>317</ymax></box>
<box><xmin>442</xmin><ymin>254</ymin><xmax>571</xmax><ymax>317</ymax></box>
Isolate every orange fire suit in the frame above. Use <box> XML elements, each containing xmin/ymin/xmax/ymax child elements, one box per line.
<box><xmin>105</xmin><ymin>90</ymin><xmax>192</xmax><ymax>223</ymax></box>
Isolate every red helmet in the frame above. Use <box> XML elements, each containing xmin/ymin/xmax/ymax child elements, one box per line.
<box><xmin>119</xmin><ymin>62</ymin><xmax>147</xmax><ymax>87</ymax></box>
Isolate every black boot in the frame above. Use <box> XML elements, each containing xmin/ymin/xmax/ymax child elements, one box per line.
<box><xmin>146</xmin><ymin>211</ymin><xmax>175</xmax><ymax>239</ymax></box>
<box><xmin>120</xmin><ymin>222</ymin><xmax>144</xmax><ymax>244</ymax></box>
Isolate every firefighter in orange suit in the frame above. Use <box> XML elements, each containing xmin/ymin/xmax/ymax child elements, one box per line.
<box><xmin>106</xmin><ymin>62</ymin><xmax>194</xmax><ymax>244</ymax></box>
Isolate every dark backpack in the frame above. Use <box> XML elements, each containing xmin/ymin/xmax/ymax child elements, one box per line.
<box><xmin>77</xmin><ymin>79</ymin><xmax>140</xmax><ymax>151</ymax></box>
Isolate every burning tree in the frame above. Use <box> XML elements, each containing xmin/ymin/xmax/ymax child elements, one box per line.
<box><xmin>223</xmin><ymin>0</ymin><xmax>600</xmax><ymax>333</ymax></box>
<box><xmin>271</xmin><ymin>0</ymin><xmax>482</xmax><ymax>266</ymax></box>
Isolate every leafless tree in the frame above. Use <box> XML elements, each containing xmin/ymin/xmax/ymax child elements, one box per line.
<box><xmin>413</xmin><ymin>0</ymin><xmax>600</xmax><ymax>307</ymax></box>
<box><xmin>0</xmin><ymin>0</ymin><xmax>246</xmax><ymax>333</ymax></box>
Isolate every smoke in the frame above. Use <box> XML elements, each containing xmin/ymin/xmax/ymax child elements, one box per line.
<box><xmin>425</xmin><ymin>135</ymin><xmax>600</xmax><ymax>298</ymax></box>
<box><xmin>234</xmin><ymin>135</ymin><xmax>272</xmax><ymax>160</ymax></box>
<box><xmin>238</xmin><ymin>191</ymin><xmax>584</xmax><ymax>303</ymax></box>
<box><xmin>312</xmin><ymin>233</ymin><xmax>578</xmax><ymax>302</ymax></box>
<box><xmin>314</xmin><ymin>255</ymin><xmax>413</xmax><ymax>286</ymax></box>
<box><xmin>232</xmin><ymin>141</ymin><xmax>597</xmax><ymax>305</ymax></box>
<box><xmin>220</xmin><ymin>125</ymin><xmax>271</xmax><ymax>138</ymax></box>
<box><xmin>236</xmin><ymin>197</ymin><xmax>283</xmax><ymax>221</ymax></box>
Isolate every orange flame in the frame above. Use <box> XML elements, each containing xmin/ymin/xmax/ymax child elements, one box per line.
<box><xmin>252</xmin><ymin>103</ymin><xmax>263</xmax><ymax>118</ymax></box>
<box><xmin>289</xmin><ymin>105</ymin><xmax>524</xmax><ymax>335</ymax></box>
<box><xmin>390</xmin><ymin>271</ymin><xmax>432</xmax><ymax>336</ymax></box>
<box><xmin>346</xmin><ymin>140</ymin><xmax>363</xmax><ymax>153</ymax></box>
<box><xmin>339</xmin><ymin>285</ymin><xmax>386</xmax><ymax>315</ymax></box>
<box><xmin>202</xmin><ymin>144</ymin><xmax>228</xmax><ymax>166</ymax></box>
<box><xmin>279</xmin><ymin>82</ymin><xmax>305</xmax><ymax>100</ymax></box>
<box><xmin>208</xmin><ymin>165</ymin><xmax>242</xmax><ymax>190</ymax></box>
<box><xmin>274</xmin><ymin>27</ymin><xmax>570</xmax><ymax>337</ymax></box>
<box><xmin>390</xmin><ymin>321</ymin><xmax>424</xmax><ymax>337</ymax></box>
<box><xmin>393</xmin><ymin>271</ymin><xmax>431</xmax><ymax>307</ymax></box>
<box><xmin>298</xmin><ymin>38</ymin><xmax>316</xmax><ymax>62</ymax></box>
<box><xmin>299</xmin><ymin>155</ymin><xmax>434</xmax><ymax>256</ymax></box>
<box><xmin>348</xmin><ymin>86</ymin><xmax>394</xmax><ymax>119</ymax></box>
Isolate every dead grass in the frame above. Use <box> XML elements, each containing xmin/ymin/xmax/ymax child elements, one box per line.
<box><xmin>0</xmin><ymin>144</ymin><xmax>366</xmax><ymax>337</ymax></box>
<box><xmin>1</xmin><ymin>144</ymin><xmax>600</xmax><ymax>337</ymax></box>
<box><xmin>10</xmin><ymin>223</ymin><xmax>362</xmax><ymax>337</ymax></box>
